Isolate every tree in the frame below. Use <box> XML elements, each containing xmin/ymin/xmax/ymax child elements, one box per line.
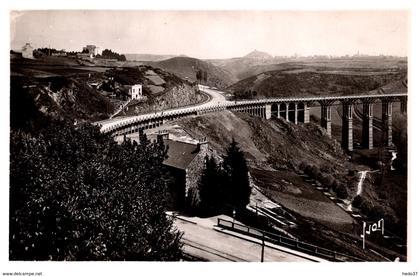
<box><xmin>221</xmin><ymin>138</ymin><xmax>251</xmax><ymax>210</ymax></box>
<box><xmin>196</xmin><ymin>70</ymin><xmax>202</xmax><ymax>83</ymax></box>
<box><xmin>334</xmin><ymin>182</ymin><xmax>349</xmax><ymax>199</ymax></box>
<box><xmin>197</xmin><ymin>155</ymin><xmax>224</xmax><ymax>215</ymax></box>
<box><xmin>9</xmin><ymin>122</ymin><xmax>182</xmax><ymax>261</ymax></box>
<box><xmin>100</xmin><ymin>49</ymin><xmax>126</xmax><ymax>61</ymax></box>
<box><xmin>203</xmin><ymin>71</ymin><xmax>208</xmax><ymax>83</ymax></box>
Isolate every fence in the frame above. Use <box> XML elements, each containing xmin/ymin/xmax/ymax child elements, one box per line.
<box><xmin>217</xmin><ymin>218</ymin><xmax>364</xmax><ymax>262</ymax></box>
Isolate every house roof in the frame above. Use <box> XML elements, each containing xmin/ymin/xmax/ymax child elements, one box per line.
<box><xmin>22</xmin><ymin>43</ymin><xmax>33</xmax><ymax>51</ymax></box>
<box><xmin>163</xmin><ymin>140</ymin><xmax>199</xmax><ymax>170</ymax></box>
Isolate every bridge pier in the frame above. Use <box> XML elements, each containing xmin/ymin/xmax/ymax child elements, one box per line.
<box><xmin>288</xmin><ymin>103</ymin><xmax>297</xmax><ymax>124</ymax></box>
<box><xmin>304</xmin><ymin>102</ymin><xmax>310</xmax><ymax>123</ymax></box>
<box><xmin>265</xmin><ymin>105</ymin><xmax>271</xmax><ymax>119</ymax></box>
<box><xmin>341</xmin><ymin>101</ymin><xmax>354</xmax><ymax>152</ymax></box>
<box><xmin>400</xmin><ymin>98</ymin><xmax>407</xmax><ymax>114</ymax></box>
<box><xmin>320</xmin><ymin>102</ymin><xmax>332</xmax><ymax>137</ymax></box>
<box><xmin>362</xmin><ymin>101</ymin><xmax>374</xmax><ymax>149</ymax></box>
<box><xmin>382</xmin><ymin>100</ymin><xmax>393</xmax><ymax>147</ymax></box>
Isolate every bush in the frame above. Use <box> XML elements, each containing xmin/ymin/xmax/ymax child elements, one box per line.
<box><xmin>304</xmin><ymin>164</ymin><xmax>321</xmax><ymax>180</ymax></box>
<box><xmin>321</xmin><ymin>174</ymin><xmax>335</xmax><ymax>189</ymax></box>
<box><xmin>352</xmin><ymin>195</ymin><xmax>364</xmax><ymax>208</ymax></box>
<box><xmin>9</xmin><ymin>123</ymin><xmax>182</xmax><ymax>260</ymax></box>
<box><xmin>298</xmin><ymin>161</ymin><xmax>309</xmax><ymax>172</ymax></box>
<box><xmin>360</xmin><ymin>198</ymin><xmax>374</xmax><ymax>215</ymax></box>
<box><xmin>334</xmin><ymin>182</ymin><xmax>349</xmax><ymax>199</ymax></box>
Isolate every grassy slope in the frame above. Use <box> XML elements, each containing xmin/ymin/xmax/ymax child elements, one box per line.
<box><xmin>151</xmin><ymin>57</ymin><xmax>236</xmax><ymax>89</ymax></box>
<box><xmin>172</xmin><ymin>110</ymin><xmax>406</xmax><ymax>260</ymax></box>
<box><xmin>229</xmin><ymin>70</ymin><xmax>406</xmax><ymax>98</ymax></box>
<box><xmin>174</xmin><ymin>111</ymin><xmax>354</xmax><ymax>225</ymax></box>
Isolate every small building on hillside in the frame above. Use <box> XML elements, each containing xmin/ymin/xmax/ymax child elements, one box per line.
<box><xmin>129</xmin><ymin>84</ymin><xmax>143</xmax><ymax>100</ymax></box>
<box><xmin>21</xmin><ymin>43</ymin><xmax>34</xmax><ymax>59</ymax></box>
<box><xmin>156</xmin><ymin>131</ymin><xmax>210</xmax><ymax>210</ymax></box>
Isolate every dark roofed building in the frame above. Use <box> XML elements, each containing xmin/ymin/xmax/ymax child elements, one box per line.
<box><xmin>163</xmin><ymin>140</ymin><xmax>200</xmax><ymax>170</ymax></box>
<box><xmin>157</xmin><ymin>131</ymin><xmax>209</xmax><ymax>210</ymax></box>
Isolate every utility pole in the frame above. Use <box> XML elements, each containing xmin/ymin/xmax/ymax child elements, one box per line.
<box><xmin>261</xmin><ymin>233</ymin><xmax>265</xmax><ymax>262</ymax></box>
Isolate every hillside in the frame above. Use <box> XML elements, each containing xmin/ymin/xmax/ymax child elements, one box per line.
<box><xmin>161</xmin><ymin>110</ymin><xmax>406</xmax><ymax>260</ymax></box>
<box><xmin>10</xmin><ymin>75</ymin><xmax>113</xmax><ymax>132</ymax></box>
<box><xmin>150</xmin><ymin>57</ymin><xmax>236</xmax><ymax>89</ymax></box>
<box><xmin>227</xmin><ymin>68</ymin><xmax>407</xmax><ymax>99</ymax></box>
<box><xmin>125</xmin><ymin>53</ymin><xmax>178</xmax><ymax>62</ymax></box>
<box><xmin>10</xmin><ymin>55</ymin><xmax>204</xmax><ymax>129</ymax></box>
<box><xmin>210</xmin><ymin>56</ymin><xmax>407</xmax><ymax>83</ymax></box>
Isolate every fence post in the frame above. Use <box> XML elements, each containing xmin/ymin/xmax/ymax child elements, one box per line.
<box><xmin>261</xmin><ymin>233</ymin><xmax>265</xmax><ymax>262</ymax></box>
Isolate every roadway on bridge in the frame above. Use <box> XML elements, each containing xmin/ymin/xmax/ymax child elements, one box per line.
<box><xmin>96</xmin><ymin>86</ymin><xmax>231</xmax><ymax>131</ymax></box>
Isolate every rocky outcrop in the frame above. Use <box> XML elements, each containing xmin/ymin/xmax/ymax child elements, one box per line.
<box><xmin>123</xmin><ymin>84</ymin><xmax>207</xmax><ymax>116</ymax></box>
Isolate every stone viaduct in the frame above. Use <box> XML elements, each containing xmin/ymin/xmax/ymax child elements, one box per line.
<box><xmin>96</xmin><ymin>93</ymin><xmax>407</xmax><ymax>152</ymax></box>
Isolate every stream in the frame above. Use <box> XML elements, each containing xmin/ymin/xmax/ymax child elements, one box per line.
<box><xmin>347</xmin><ymin>149</ymin><xmax>397</xmax><ymax>211</ymax></box>
<box><xmin>346</xmin><ymin>170</ymin><xmax>370</xmax><ymax>212</ymax></box>
<box><xmin>356</xmin><ymin>171</ymin><xmax>368</xmax><ymax>196</ymax></box>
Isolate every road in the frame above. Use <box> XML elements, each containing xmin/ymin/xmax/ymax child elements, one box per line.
<box><xmin>173</xmin><ymin>215</ymin><xmax>324</xmax><ymax>262</ymax></box>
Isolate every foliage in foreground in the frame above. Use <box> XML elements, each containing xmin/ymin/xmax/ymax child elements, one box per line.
<box><xmin>10</xmin><ymin>122</ymin><xmax>182</xmax><ymax>260</ymax></box>
<box><xmin>197</xmin><ymin>138</ymin><xmax>251</xmax><ymax>216</ymax></box>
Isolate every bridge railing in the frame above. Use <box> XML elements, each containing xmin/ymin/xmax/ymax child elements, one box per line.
<box><xmin>217</xmin><ymin>218</ymin><xmax>364</xmax><ymax>262</ymax></box>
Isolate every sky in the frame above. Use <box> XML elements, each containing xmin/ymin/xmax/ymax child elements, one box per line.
<box><xmin>10</xmin><ymin>10</ymin><xmax>409</xmax><ymax>59</ymax></box>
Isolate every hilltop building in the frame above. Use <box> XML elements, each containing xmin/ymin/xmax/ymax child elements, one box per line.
<box><xmin>21</xmin><ymin>43</ymin><xmax>34</xmax><ymax>59</ymax></box>
<box><xmin>82</xmin><ymin>45</ymin><xmax>102</xmax><ymax>56</ymax></box>
<box><xmin>156</xmin><ymin>131</ymin><xmax>210</xmax><ymax>209</ymax></box>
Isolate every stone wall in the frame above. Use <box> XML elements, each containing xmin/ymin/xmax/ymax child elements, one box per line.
<box><xmin>185</xmin><ymin>141</ymin><xmax>210</xmax><ymax>207</ymax></box>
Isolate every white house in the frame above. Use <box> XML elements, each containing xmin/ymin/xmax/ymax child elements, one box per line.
<box><xmin>129</xmin><ymin>84</ymin><xmax>143</xmax><ymax>100</ymax></box>
<box><xmin>21</xmin><ymin>43</ymin><xmax>34</xmax><ymax>59</ymax></box>
<box><xmin>83</xmin><ymin>45</ymin><xmax>102</xmax><ymax>56</ymax></box>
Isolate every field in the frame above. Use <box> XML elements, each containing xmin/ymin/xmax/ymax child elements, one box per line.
<box><xmin>251</xmin><ymin>169</ymin><xmax>355</xmax><ymax>231</ymax></box>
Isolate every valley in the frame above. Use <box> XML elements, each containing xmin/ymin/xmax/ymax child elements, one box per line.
<box><xmin>10</xmin><ymin>48</ymin><xmax>408</xmax><ymax>262</ymax></box>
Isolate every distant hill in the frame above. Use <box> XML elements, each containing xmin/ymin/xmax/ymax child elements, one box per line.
<box><xmin>207</xmin><ymin>51</ymin><xmax>278</xmax><ymax>81</ymax></box>
<box><xmin>150</xmin><ymin>57</ymin><xmax>236</xmax><ymax>89</ymax></box>
<box><xmin>227</xmin><ymin>68</ymin><xmax>407</xmax><ymax>99</ymax></box>
<box><xmin>208</xmin><ymin>55</ymin><xmax>408</xmax><ymax>83</ymax></box>
<box><xmin>244</xmin><ymin>50</ymin><xmax>273</xmax><ymax>60</ymax></box>
<box><xmin>125</xmin><ymin>53</ymin><xmax>178</xmax><ymax>62</ymax></box>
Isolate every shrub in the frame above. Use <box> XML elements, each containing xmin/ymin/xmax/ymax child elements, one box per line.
<box><xmin>321</xmin><ymin>174</ymin><xmax>335</xmax><ymax>189</ymax></box>
<box><xmin>304</xmin><ymin>164</ymin><xmax>321</xmax><ymax>180</ymax></box>
<box><xmin>9</xmin><ymin>123</ymin><xmax>182</xmax><ymax>260</ymax></box>
<box><xmin>334</xmin><ymin>182</ymin><xmax>349</xmax><ymax>199</ymax></box>
<box><xmin>352</xmin><ymin>195</ymin><xmax>364</xmax><ymax>208</ymax></box>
